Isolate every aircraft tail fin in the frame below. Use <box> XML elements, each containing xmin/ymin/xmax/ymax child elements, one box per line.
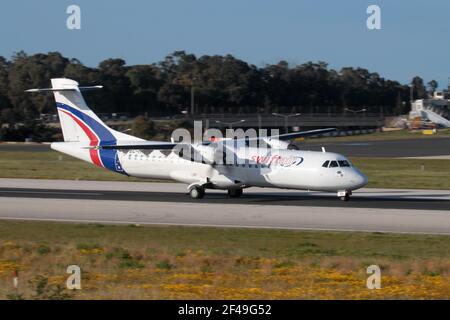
<box><xmin>26</xmin><ymin>78</ymin><xmax>142</xmax><ymax>172</ymax></box>
<box><xmin>27</xmin><ymin>78</ymin><xmax>142</xmax><ymax>143</ymax></box>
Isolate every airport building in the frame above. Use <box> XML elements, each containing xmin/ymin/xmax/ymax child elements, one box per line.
<box><xmin>409</xmin><ymin>91</ymin><xmax>450</xmax><ymax>128</ymax></box>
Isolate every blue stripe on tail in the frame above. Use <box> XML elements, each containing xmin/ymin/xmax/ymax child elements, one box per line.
<box><xmin>57</xmin><ymin>103</ymin><xmax>127</xmax><ymax>175</ymax></box>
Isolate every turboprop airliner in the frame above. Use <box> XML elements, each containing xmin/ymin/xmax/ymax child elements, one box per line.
<box><xmin>27</xmin><ymin>78</ymin><xmax>367</xmax><ymax>201</ymax></box>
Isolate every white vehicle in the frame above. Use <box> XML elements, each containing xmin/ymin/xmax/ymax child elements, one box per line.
<box><xmin>27</xmin><ymin>78</ymin><xmax>368</xmax><ymax>201</ymax></box>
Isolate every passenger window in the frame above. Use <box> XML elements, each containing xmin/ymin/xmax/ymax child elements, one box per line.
<box><xmin>322</xmin><ymin>161</ymin><xmax>329</xmax><ymax>168</ymax></box>
<box><xmin>329</xmin><ymin>161</ymin><xmax>338</xmax><ymax>168</ymax></box>
<box><xmin>338</xmin><ymin>160</ymin><xmax>350</xmax><ymax>167</ymax></box>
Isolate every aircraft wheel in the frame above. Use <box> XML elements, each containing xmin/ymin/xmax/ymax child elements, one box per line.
<box><xmin>189</xmin><ymin>186</ymin><xmax>205</xmax><ymax>199</ymax></box>
<box><xmin>338</xmin><ymin>190</ymin><xmax>351</xmax><ymax>201</ymax></box>
<box><xmin>228</xmin><ymin>189</ymin><xmax>243</xmax><ymax>198</ymax></box>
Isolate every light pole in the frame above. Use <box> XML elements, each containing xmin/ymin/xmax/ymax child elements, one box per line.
<box><xmin>190</xmin><ymin>76</ymin><xmax>198</xmax><ymax>116</ymax></box>
<box><xmin>215</xmin><ymin>119</ymin><xmax>246</xmax><ymax>129</ymax></box>
<box><xmin>272</xmin><ymin>113</ymin><xmax>301</xmax><ymax>133</ymax></box>
<box><xmin>190</xmin><ymin>86</ymin><xmax>195</xmax><ymax>116</ymax></box>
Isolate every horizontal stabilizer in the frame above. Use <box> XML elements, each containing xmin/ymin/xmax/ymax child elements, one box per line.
<box><xmin>26</xmin><ymin>86</ymin><xmax>103</xmax><ymax>93</ymax></box>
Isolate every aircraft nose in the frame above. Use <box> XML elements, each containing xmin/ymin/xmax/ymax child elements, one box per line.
<box><xmin>349</xmin><ymin>170</ymin><xmax>368</xmax><ymax>189</ymax></box>
<box><xmin>354</xmin><ymin>171</ymin><xmax>368</xmax><ymax>189</ymax></box>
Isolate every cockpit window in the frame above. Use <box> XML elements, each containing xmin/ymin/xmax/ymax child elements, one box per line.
<box><xmin>323</xmin><ymin>160</ymin><xmax>352</xmax><ymax>168</ymax></box>
<box><xmin>329</xmin><ymin>161</ymin><xmax>338</xmax><ymax>168</ymax></box>
<box><xmin>338</xmin><ymin>160</ymin><xmax>350</xmax><ymax>167</ymax></box>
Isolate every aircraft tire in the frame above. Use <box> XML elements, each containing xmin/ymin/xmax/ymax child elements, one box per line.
<box><xmin>189</xmin><ymin>186</ymin><xmax>205</xmax><ymax>199</ymax></box>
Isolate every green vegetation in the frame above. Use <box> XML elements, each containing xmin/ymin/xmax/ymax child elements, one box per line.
<box><xmin>0</xmin><ymin>221</ymin><xmax>448</xmax><ymax>261</ymax></box>
<box><xmin>1</xmin><ymin>149</ymin><xmax>449</xmax><ymax>189</ymax></box>
<box><xmin>0</xmin><ymin>150</ymin><xmax>141</xmax><ymax>181</ymax></box>
<box><xmin>306</xmin><ymin>129</ymin><xmax>450</xmax><ymax>142</ymax></box>
<box><xmin>0</xmin><ymin>221</ymin><xmax>448</xmax><ymax>299</ymax></box>
<box><xmin>36</xmin><ymin>244</ymin><xmax>51</xmax><ymax>256</ymax></box>
<box><xmin>351</xmin><ymin>157</ymin><xmax>450</xmax><ymax>189</ymax></box>
<box><xmin>130</xmin><ymin>115</ymin><xmax>156</xmax><ymax>140</ymax></box>
<box><xmin>1</xmin><ymin>51</ymin><xmax>419</xmax><ymax>125</ymax></box>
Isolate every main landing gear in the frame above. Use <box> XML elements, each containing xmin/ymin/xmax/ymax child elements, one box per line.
<box><xmin>189</xmin><ymin>185</ymin><xmax>205</xmax><ymax>199</ymax></box>
<box><xmin>188</xmin><ymin>185</ymin><xmax>244</xmax><ymax>199</ymax></box>
<box><xmin>227</xmin><ymin>189</ymin><xmax>243</xmax><ymax>198</ymax></box>
<box><xmin>338</xmin><ymin>190</ymin><xmax>352</xmax><ymax>201</ymax></box>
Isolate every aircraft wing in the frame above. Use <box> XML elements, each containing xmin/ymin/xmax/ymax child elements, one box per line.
<box><xmin>261</xmin><ymin>128</ymin><xmax>336</xmax><ymax>141</ymax></box>
<box><xmin>208</xmin><ymin>128</ymin><xmax>337</xmax><ymax>143</ymax></box>
<box><xmin>92</xmin><ymin>128</ymin><xmax>336</xmax><ymax>150</ymax></box>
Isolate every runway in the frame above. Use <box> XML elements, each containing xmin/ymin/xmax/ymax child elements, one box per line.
<box><xmin>303</xmin><ymin>137</ymin><xmax>450</xmax><ymax>157</ymax></box>
<box><xmin>0</xmin><ymin>179</ymin><xmax>449</xmax><ymax>235</ymax></box>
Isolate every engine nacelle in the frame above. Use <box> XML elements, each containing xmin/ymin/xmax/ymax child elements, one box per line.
<box><xmin>263</xmin><ymin>138</ymin><xmax>290</xmax><ymax>149</ymax></box>
<box><xmin>193</xmin><ymin>145</ymin><xmax>218</xmax><ymax>164</ymax></box>
<box><xmin>174</xmin><ymin>143</ymin><xmax>226</xmax><ymax>165</ymax></box>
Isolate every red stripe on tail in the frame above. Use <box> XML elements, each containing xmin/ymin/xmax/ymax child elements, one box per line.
<box><xmin>59</xmin><ymin>109</ymin><xmax>104</xmax><ymax>167</ymax></box>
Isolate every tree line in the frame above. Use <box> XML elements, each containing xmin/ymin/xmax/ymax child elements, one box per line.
<box><xmin>0</xmin><ymin>50</ymin><xmax>439</xmax><ymax>127</ymax></box>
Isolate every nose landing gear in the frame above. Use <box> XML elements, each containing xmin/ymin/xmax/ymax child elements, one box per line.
<box><xmin>338</xmin><ymin>190</ymin><xmax>352</xmax><ymax>201</ymax></box>
<box><xmin>228</xmin><ymin>189</ymin><xmax>243</xmax><ymax>198</ymax></box>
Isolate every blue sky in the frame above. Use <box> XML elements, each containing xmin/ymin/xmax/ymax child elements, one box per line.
<box><xmin>1</xmin><ymin>0</ymin><xmax>449</xmax><ymax>88</ymax></box>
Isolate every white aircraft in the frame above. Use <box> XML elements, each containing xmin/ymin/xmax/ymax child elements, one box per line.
<box><xmin>27</xmin><ymin>78</ymin><xmax>367</xmax><ymax>201</ymax></box>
